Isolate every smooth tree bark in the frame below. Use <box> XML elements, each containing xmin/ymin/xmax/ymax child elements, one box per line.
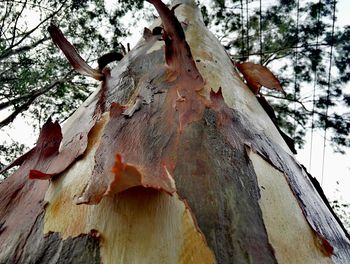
<box><xmin>1</xmin><ymin>0</ymin><xmax>350</xmax><ymax>263</ymax></box>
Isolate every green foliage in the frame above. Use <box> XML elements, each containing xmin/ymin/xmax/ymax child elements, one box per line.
<box><xmin>201</xmin><ymin>0</ymin><xmax>350</xmax><ymax>152</ymax></box>
<box><xmin>331</xmin><ymin>199</ymin><xmax>350</xmax><ymax>232</ymax></box>
<box><xmin>0</xmin><ymin>0</ymin><xmax>350</xmax><ymax>164</ymax></box>
<box><xmin>0</xmin><ymin>141</ymin><xmax>28</xmax><ymax>179</ymax></box>
<box><xmin>0</xmin><ymin>0</ymin><xmax>146</xmax><ymax>172</ymax></box>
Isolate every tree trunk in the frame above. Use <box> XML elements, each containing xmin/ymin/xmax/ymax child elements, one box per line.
<box><xmin>1</xmin><ymin>0</ymin><xmax>349</xmax><ymax>263</ymax></box>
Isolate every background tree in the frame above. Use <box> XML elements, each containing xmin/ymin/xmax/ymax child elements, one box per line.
<box><xmin>0</xmin><ymin>0</ymin><xmax>349</xmax><ymax>230</ymax></box>
<box><xmin>201</xmin><ymin>0</ymin><xmax>350</xmax><ymax>152</ymax></box>
<box><xmin>0</xmin><ymin>0</ymin><xmax>146</xmax><ymax>171</ymax></box>
<box><xmin>0</xmin><ymin>1</ymin><xmax>349</xmax><ymax>262</ymax></box>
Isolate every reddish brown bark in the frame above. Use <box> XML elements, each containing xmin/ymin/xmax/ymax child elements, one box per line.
<box><xmin>0</xmin><ymin>0</ymin><xmax>349</xmax><ymax>263</ymax></box>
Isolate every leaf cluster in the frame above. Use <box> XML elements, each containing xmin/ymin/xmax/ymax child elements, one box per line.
<box><xmin>200</xmin><ymin>0</ymin><xmax>350</xmax><ymax>152</ymax></box>
<box><xmin>0</xmin><ymin>0</ymin><xmax>145</xmax><ymax>171</ymax></box>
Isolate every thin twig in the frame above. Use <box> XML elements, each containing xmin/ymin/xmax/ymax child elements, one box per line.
<box><xmin>0</xmin><ymin>37</ymin><xmax>49</xmax><ymax>60</ymax></box>
<box><xmin>10</xmin><ymin>0</ymin><xmax>27</xmax><ymax>47</ymax></box>
<box><xmin>0</xmin><ymin>70</ymin><xmax>74</xmax><ymax>127</ymax></box>
<box><xmin>0</xmin><ymin>0</ymin><xmax>68</xmax><ymax>59</ymax></box>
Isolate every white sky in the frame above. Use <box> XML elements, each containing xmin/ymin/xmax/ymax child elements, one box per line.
<box><xmin>0</xmin><ymin>0</ymin><xmax>349</xmax><ymax>205</ymax></box>
<box><xmin>296</xmin><ymin>0</ymin><xmax>350</xmax><ymax>203</ymax></box>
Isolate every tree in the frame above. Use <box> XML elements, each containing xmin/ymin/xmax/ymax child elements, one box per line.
<box><xmin>0</xmin><ymin>0</ymin><xmax>350</xmax><ymax>263</ymax></box>
<box><xmin>0</xmin><ymin>0</ymin><xmax>146</xmax><ymax>171</ymax></box>
<box><xmin>1</xmin><ymin>0</ymin><xmax>350</xmax><ymax>171</ymax></box>
<box><xmin>204</xmin><ymin>0</ymin><xmax>350</xmax><ymax>152</ymax></box>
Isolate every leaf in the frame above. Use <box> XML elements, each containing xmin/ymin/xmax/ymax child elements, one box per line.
<box><xmin>236</xmin><ymin>62</ymin><xmax>285</xmax><ymax>95</ymax></box>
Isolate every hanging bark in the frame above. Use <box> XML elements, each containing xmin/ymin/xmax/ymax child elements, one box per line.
<box><xmin>1</xmin><ymin>0</ymin><xmax>350</xmax><ymax>263</ymax></box>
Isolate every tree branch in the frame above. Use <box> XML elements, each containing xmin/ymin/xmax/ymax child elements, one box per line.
<box><xmin>0</xmin><ymin>70</ymin><xmax>74</xmax><ymax>127</ymax></box>
<box><xmin>10</xmin><ymin>0</ymin><xmax>27</xmax><ymax>47</ymax></box>
<box><xmin>0</xmin><ymin>2</ymin><xmax>13</xmax><ymax>46</ymax></box>
<box><xmin>264</xmin><ymin>93</ymin><xmax>311</xmax><ymax>112</ymax></box>
<box><xmin>0</xmin><ymin>97</ymin><xmax>35</xmax><ymax>129</ymax></box>
<box><xmin>5</xmin><ymin>0</ymin><xmax>56</xmax><ymax>13</ymax></box>
<box><xmin>230</xmin><ymin>42</ymin><xmax>330</xmax><ymax>62</ymax></box>
<box><xmin>0</xmin><ymin>0</ymin><xmax>68</xmax><ymax>60</ymax></box>
<box><xmin>264</xmin><ymin>93</ymin><xmax>350</xmax><ymax>122</ymax></box>
<box><xmin>0</xmin><ymin>36</ymin><xmax>49</xmax><ymax>60</ymax></box>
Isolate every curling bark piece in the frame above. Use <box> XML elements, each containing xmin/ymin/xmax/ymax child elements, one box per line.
<box><xmin>48</xmin><ymin>25</ymin><xmax>104</xmax><ymax>81</ymax></box>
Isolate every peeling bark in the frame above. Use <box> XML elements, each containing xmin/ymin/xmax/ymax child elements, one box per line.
<box><xmin>48</xmin><ymin>25</ymin><xmax>104</xmax><ymax>81</ymax></box>
<box><xmin>1</xmin><ymin>211</ymin><xmax>100</xmax><ymax>264</ymax></box>
<box><xmin>0</xmin><ymin>0</ymin><xmax>349</xmax><ymax>263</ymax></box>
<box><xmin>0</xmin><ymin>166</ymin><xmax>49</xmax><ymax>262</ymax></box>
<box><xmin>76</xmin><ymin>101</ymin><xmax>177</xmax><ymax>204</ymax></box>
<box><xmin>236</xmin><ymin>62</ymin><xmax>285</xmax><ymax>95</ymax></box>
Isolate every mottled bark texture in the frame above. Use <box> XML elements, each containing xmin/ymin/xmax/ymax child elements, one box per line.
<box><xmin>1</xmin><ymin>0</ymin><xmax>350</xmax><ymax>263</ymax></box>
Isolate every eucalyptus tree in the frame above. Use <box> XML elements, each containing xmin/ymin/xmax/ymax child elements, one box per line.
<box><xmin>0</xmin><ymin>0</ymin><xmax>349</xmax><ymax>263</ymax></box>
<box><xmin>1</xmin><ymin>0</ymin><xmax>350</xmax><ymax>170</ymax></box>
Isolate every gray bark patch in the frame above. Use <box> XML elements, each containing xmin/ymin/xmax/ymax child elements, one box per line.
<box><xmin>6</xmin><ymin>212</ymin><xmax>101</xmax><ymax>264</ymax></box>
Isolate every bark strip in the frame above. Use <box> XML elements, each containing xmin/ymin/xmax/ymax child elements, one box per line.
<box><xmin>48</xmin><ymin>24</ymin><xmax>104</xmax><ymax>81</ymax></box>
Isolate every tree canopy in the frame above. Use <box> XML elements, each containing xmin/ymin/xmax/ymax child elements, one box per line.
<box><xmin>0</xmin><ymin>0</ymin><xmax>349</xmax><ymax>173</ymax></box>
<box><xmin>0</xmin><ymin>0</ymin><xmax>147</xmax><ymax>169</ymax></box>
<box><xmin>206</xmin><ymin>0</ymin><xmax>350</xmax><ymax>152</ymax></box>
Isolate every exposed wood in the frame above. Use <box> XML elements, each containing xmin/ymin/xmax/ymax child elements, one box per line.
<box><xmin>247</xmin><ymin>150</ymin><xmax>332</xmax><ymax>263</ymax></box>
<box><xmin>44</xmin><ymin>114</ymin><xmax>215</xmax><ymax>263</ymax></box>
<box><xmin>0</xmin><ymin>0</ymin><xmax>349</xmax><ymax>263</ymax></box>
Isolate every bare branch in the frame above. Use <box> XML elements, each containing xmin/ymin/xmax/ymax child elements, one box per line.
<box><xmin>0</xmin><ymin>36</ymin><xmax>49</xmax><ymax>60</ymax></box>
<box><xmin>1</xmin><ymin>2</ymin><xmax>16</xmax><ymax>37</ymax></box>
<box><xmin>0</xmin><ymin>0</ymin><xmax>68</xmax><ymax>59</ymax></box>
<box><xmin>264</xmin><ymin>93</ymin><xmax>350</xmax><ymax>122</ymax></box>
<box><xmin>0</xmin><ymin>2</ymin><xmax>13</xmax><ymax>46</ymax></box>
<box><xmin>10</xmin><ymin>0</ymin><xmax>27</xmax><ymax>47</ymax></box>
<box><xmin>230</xmin><ymin>42</ymin><xmax>330</xmax><ymax>63</ymax></box>
<box><xmin>0</xmin><ymin>97</ymin><xmax>35</xmax><ymax>129</ymax></box>
<box><xmin>5</xmin><ymin>0</ymin><xmax>56</xmax><ymax>13</ymax></box>
<box><xmin>264</xmin><ymin>93</ymin><xmax>311</xmax><ymax>112</ymax></box>
<box><xmin>0</xmin><ymin>70</ymin><xmax>74</xmax><ymax>127</ymax></box>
